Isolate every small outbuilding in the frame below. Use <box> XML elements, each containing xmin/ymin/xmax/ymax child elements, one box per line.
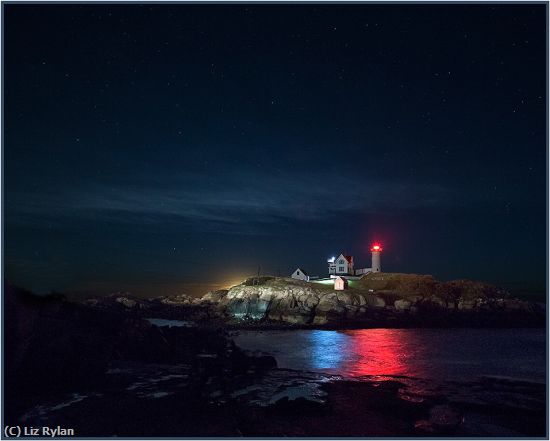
<box><xmin>334</xmin><ymin>276</ymin><xmax>348</xmax><ymax>290</ymax></box>
<box><xmin>291</xmin><ymin>268</ymin><xmax>309</xmax><ymax>281</ymax></box>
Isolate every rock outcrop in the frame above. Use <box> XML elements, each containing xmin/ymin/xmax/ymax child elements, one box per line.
<box><xmin>75</xmin><ymin>273</ymin><xmax>543</xmax><ymax>328</ymax></box>
<box><xmin>4</xmin><ymin>282</ymin><xmax>276</xmax><ymax>426</ymax></box>
<box><xmin>84</xmin><ymin>291</ymin><xmax>219</xmax><ymax>322</ymax></box>
<box><xmin>199</xmin><ymin>274</ymin><xmax>544</xmax><ymax>328</ymax></box>
<box><xmin>201</xmin><ymin>277</ymin><xmax>389</xmax><ymax>326</ymax></box>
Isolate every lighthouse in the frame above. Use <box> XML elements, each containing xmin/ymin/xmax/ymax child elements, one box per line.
<box><xmin>370</xmin><ymin>244</ymin><xmax>382</xmax><ymax>272</ymax></box>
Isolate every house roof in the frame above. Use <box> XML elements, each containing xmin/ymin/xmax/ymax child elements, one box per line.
<box><xmin>335</xmin><ymin>276</ymin><xmax>347</xmax><ymax>281</ymax></box>
<box><xmin>294</xmin><ymin>268</ymin><xmax>308</xmax><ymax>275</ymax></box>
<box><xmin>338</xmin><ymin>254</ymin><xmax>353</xmax><ymax>263</ymax></box>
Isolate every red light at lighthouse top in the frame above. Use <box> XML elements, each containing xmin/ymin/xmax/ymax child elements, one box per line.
<box><xmin>370</xmin><ymin>244</ymin><xmax>383</xmax><ymax>252</ymax></box>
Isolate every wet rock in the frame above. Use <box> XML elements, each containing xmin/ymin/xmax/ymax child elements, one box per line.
<box><xmin>202</xmin><ymin>290</ymin><xmax>229</xmax><ymax>302</ymax></box>
<box><xmin>86</xmin><ymin>293</ymin><xmax>151</xmax><ymax>311</ymax></box>
<box><xmin>116</xmin><ymin>297</ymin><xmax>137</xmax><ymax>308</ymax></box>
<box><xmin>251</xmin><ymin>354</ymin><xmax>277</xmax><ymax>370</ymax></box>
<box><xmin>428</xmin><ymin>296</ymin><xmax>447</xmax><ymax>308</ymax></box>
<box><xmin>84</xmin><ymin>298</ymin><xmax>99</xmax><ymax>307</ymax></box>
<box><xmin>428</xmin><ymin>404</ymin><xmax>463</xmax><ymax>429</ymax></box>
<box><xmin>458</xmin><ymin>299</ymin><xmax>476</xmax><ymax>310</ymax></box>
<box><xmin>365</xmin><ymin>295</ymin><xmax>386</xmax><ymax>308</ymax></box>
<box><xmin>394</xmin><ymin>300</ymin><xmax>412</xmax><ymax>311</ymax></box>
<box><xmin>415</xmin><ymin>404</ymin><xmax>463</xmax><ymax>434</ymax></box>
<box><xmin>270</xmin><ymin>396</ymin><xmax>327</xmax><ymax>415</ymax></box>
<box><xmin>414</xmin><ymin>419</ymin><xmax>435</xmax><ymax>433</ymax></box>
<box><xmin>159</xmin><ymin>294</ymin><xmax>194</xmax><ymax>305</ymax></box>
<box><xmin>316</xmin><ymin>294</ymin><xmax>345</xmax><ymax>314</ymax></box>
<box><xmin>503</xmin><ymin>299</ymin><xmax>531</xmax><ymax>311</ymax></box>
<box><xmin>312</xmin><ymin>315</ymin><xmax>329</xmax><ymax>325</ymax></box>
<box><xmin>281</xmin><ymin>313</ymin><xmax>312</xmax><ymax>325</ymax></box>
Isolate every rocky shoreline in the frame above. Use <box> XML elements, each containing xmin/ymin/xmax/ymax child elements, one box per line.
<box><xmin>202</xmin><ymin>274</ymin><xmax>545</xmax><ymax>328</ymax></box>
<box><xmin>4</xmin><ymin>283</ymin><xmax>275</xmax><ymax>430</ymax></box>
<box><xmin>80</xmin><ymin>273</ymin><xmax>545</xmax><ymax>329</ymax></box>
<box><xmin>4</xmin><ymin>281</ymin><xmax>546</xmax><ymax>437</ymax></box>
<box><xmin>10</xmin><ymin>359</ymin><xmax>546</xmax><ymax>437</ymax></box>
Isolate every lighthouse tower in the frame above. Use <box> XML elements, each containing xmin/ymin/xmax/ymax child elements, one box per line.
<box><xmin>370</xmin><ymin>244</ymin><xmax>382</xmax><ymax>272</ymax></box>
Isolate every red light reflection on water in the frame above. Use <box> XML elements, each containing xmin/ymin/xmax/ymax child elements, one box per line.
<box><xmin>344</xmin><ymin>329</ymin><xmax>425</xmax><ymax>378</ymax></box>
<box><xmin>310</xmin><ymin>329</ymin><xmax>427</xmax><ymax>379</ymax></box>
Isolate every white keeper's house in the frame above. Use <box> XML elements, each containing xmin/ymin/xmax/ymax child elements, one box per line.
<box><xmin>328</xmin><ymin>254</ymin><xmax>354</xmax><ymax>276</ymax></box>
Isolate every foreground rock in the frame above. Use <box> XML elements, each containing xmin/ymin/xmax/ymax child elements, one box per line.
<box><xmin>4</xmin><ymin>283</ymin><xmax>275</xmax><ymax>428</ymax></box>
<box><xmin>199</xmin><ymin>274</ymin><xmax>544</xmax><ymax>328</ymax></box>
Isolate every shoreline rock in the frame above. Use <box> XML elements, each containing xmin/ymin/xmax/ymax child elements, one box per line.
<box><xmin>4</xmin><ymin>283</ymin><xmax>276</xmax><ymax>427</ymax></box>
<box><xmin>16</xmin><ymin>272</ymin><xmax>544</xmax><ymax>330</ymax></box>
<box><xmin>195</xmin><ymin>274</ymin><xmax>545</xmax><ymax>328</ymax></box>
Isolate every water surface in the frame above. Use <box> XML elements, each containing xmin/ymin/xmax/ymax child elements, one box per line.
<box><xmin>233</xmin><ymin>328</ymin><xmax>545</xmax><ymax>383</ymax></box>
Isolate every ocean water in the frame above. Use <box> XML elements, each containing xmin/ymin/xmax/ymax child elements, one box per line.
<box><xmin>232</xmin><ymin>328</ymin><xmax>546</xmax><ymax>383</ymax></box>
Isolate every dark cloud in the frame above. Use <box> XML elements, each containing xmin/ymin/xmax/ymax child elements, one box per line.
<box><xmin>7</xmin><ymin>171</ymin><xmax>456</xmax><ymax>230</ymax></box>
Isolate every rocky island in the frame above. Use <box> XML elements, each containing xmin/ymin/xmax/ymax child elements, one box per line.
<box><xmin>82</xmin><ymin>273</ymin><xmax>545</xmax><ymax>329</ymax></box>
<box><xmin>201</xmin><ymin>273</ymin><xmax>544</xmax><ymax>327</ymax></box>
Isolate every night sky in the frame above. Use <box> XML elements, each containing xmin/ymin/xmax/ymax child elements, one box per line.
<box><xmin>4</xmin><ymin>4</ymin><xmax>547</xmax><ymax>298</ymax></box>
